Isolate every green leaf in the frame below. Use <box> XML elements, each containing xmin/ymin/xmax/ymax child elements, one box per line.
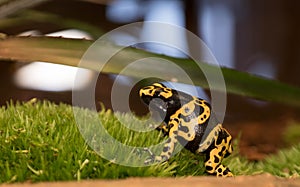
<box><xmin>0</xmin><ymin>36</ymin><xmax>300</xmax><ymax>107</ymax></box>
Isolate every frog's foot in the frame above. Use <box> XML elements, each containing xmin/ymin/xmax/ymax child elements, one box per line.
<box><xmin>143</xmin><ymin>148</ymin><xmax>167</xmax><ymax>165</ymax></box>
<box><xmin>205</xmin><ymin>161</ymin><xmax>233</xmax><ymax>177</ymax></box>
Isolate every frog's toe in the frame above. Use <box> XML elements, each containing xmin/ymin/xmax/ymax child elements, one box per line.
<box><xmin>215</xmin><ymin>165</ymin><xmax>233</xmax><ymax>177</ymax></box>
<box><xmin>143</xmin><ymin>148</ymin><xmax>155</xmax><ymax>165</ymax></box>
<box><xmin>144</xmin><ymin>155</ymin><xmax>166</xmax><ymax>165</ymax></box>
<box><xmin>144</xmin><ymin>157</ymin><xmax>155</xmax><ymax>165</ymax></box>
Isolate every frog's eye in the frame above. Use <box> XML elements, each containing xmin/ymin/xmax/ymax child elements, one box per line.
<box><xmin>156</xmin><ymin>88</ymin><xmax>170</xmax><ymax>96</ymax></box>
<box><xmin>155</xmin><ymin>89</ymin><xmax>164</xmax><ymax>97</ymax></box>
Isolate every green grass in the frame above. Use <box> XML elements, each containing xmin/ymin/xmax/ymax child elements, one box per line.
<box><xmin>0</xmin><ymin>100</ymin><xmax>300</xmax><ymax>183</ymax></box>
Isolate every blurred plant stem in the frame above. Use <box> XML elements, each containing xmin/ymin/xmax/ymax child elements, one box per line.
<box><xmin>0</xmin><ymin>0</ymin><xmax>48</xmax><ymax>18</ymax></box>
<box><xmin>0</xmin><ymin>10</ymin><xmax>104</xmax><ymax>38</ymax></box>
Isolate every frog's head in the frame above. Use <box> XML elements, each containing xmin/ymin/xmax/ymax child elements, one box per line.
<box><xmin>139</xmin><ymin>83</ymin><xmax>185</xmax><ymax>118</ymax></box>
<box><xmin>139</xmin><ymin>82</ymin><xmax>171</xmax><ymax>102</ymax></box>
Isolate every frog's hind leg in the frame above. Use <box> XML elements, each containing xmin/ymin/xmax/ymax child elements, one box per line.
<box><xmin>203</xmin><ymin>127</ymin><xmax>233</xmax><ymax>177</ymax></box>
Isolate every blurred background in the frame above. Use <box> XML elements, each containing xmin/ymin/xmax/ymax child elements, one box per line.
<box><xmin>0</xmin><ymin>0</ymin><xmax>299</xmax><ymax>122</ymax></box>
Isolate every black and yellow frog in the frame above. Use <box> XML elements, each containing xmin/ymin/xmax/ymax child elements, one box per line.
<box><xmin>139</xmin><ymin>83</ymin><xmax>233</xmax><ymax>177</ymax></box>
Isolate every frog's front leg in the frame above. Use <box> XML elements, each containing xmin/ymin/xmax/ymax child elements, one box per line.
<box><xmin>156</xmin><ymin>123</ymin><xmax>169</xmax><ymax>136</ymax></box>
<box><xmin>204</xmin><ymin>128</ymin><xmax>233</xmax><ymax>177</ymax></box>
<box><xmin>145</xmin><ymin>125</ymin><xmax>178</xmax><ymax>164</ymax></box>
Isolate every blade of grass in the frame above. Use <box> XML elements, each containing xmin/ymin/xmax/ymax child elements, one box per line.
<box><xmin>0</xmin><ymin>36</ymin><xmax>300</xmax><ymax>107</ymax></box>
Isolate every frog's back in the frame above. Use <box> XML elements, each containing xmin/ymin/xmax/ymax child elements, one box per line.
<box><xmin>168</xmin><ymin>94</ymin><xmax>214</xmax><ymax>152</ymax></box>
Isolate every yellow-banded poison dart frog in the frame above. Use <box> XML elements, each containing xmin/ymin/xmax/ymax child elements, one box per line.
<box><xmin>139</xmin><ymin>83</ymin><xmax>233</xmax><ymax>177</ymax></box>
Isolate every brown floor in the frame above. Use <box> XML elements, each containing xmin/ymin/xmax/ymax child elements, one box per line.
<box><xmin>1</xmin><ymin>174</ymin><xmax>300</xmax><ymax>187</ymax></box>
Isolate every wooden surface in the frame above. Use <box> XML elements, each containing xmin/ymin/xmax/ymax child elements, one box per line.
<box><xmin>2</xmin><ymin>174</ymin><xmax>300</xmax><ymax>187</ymax></box>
